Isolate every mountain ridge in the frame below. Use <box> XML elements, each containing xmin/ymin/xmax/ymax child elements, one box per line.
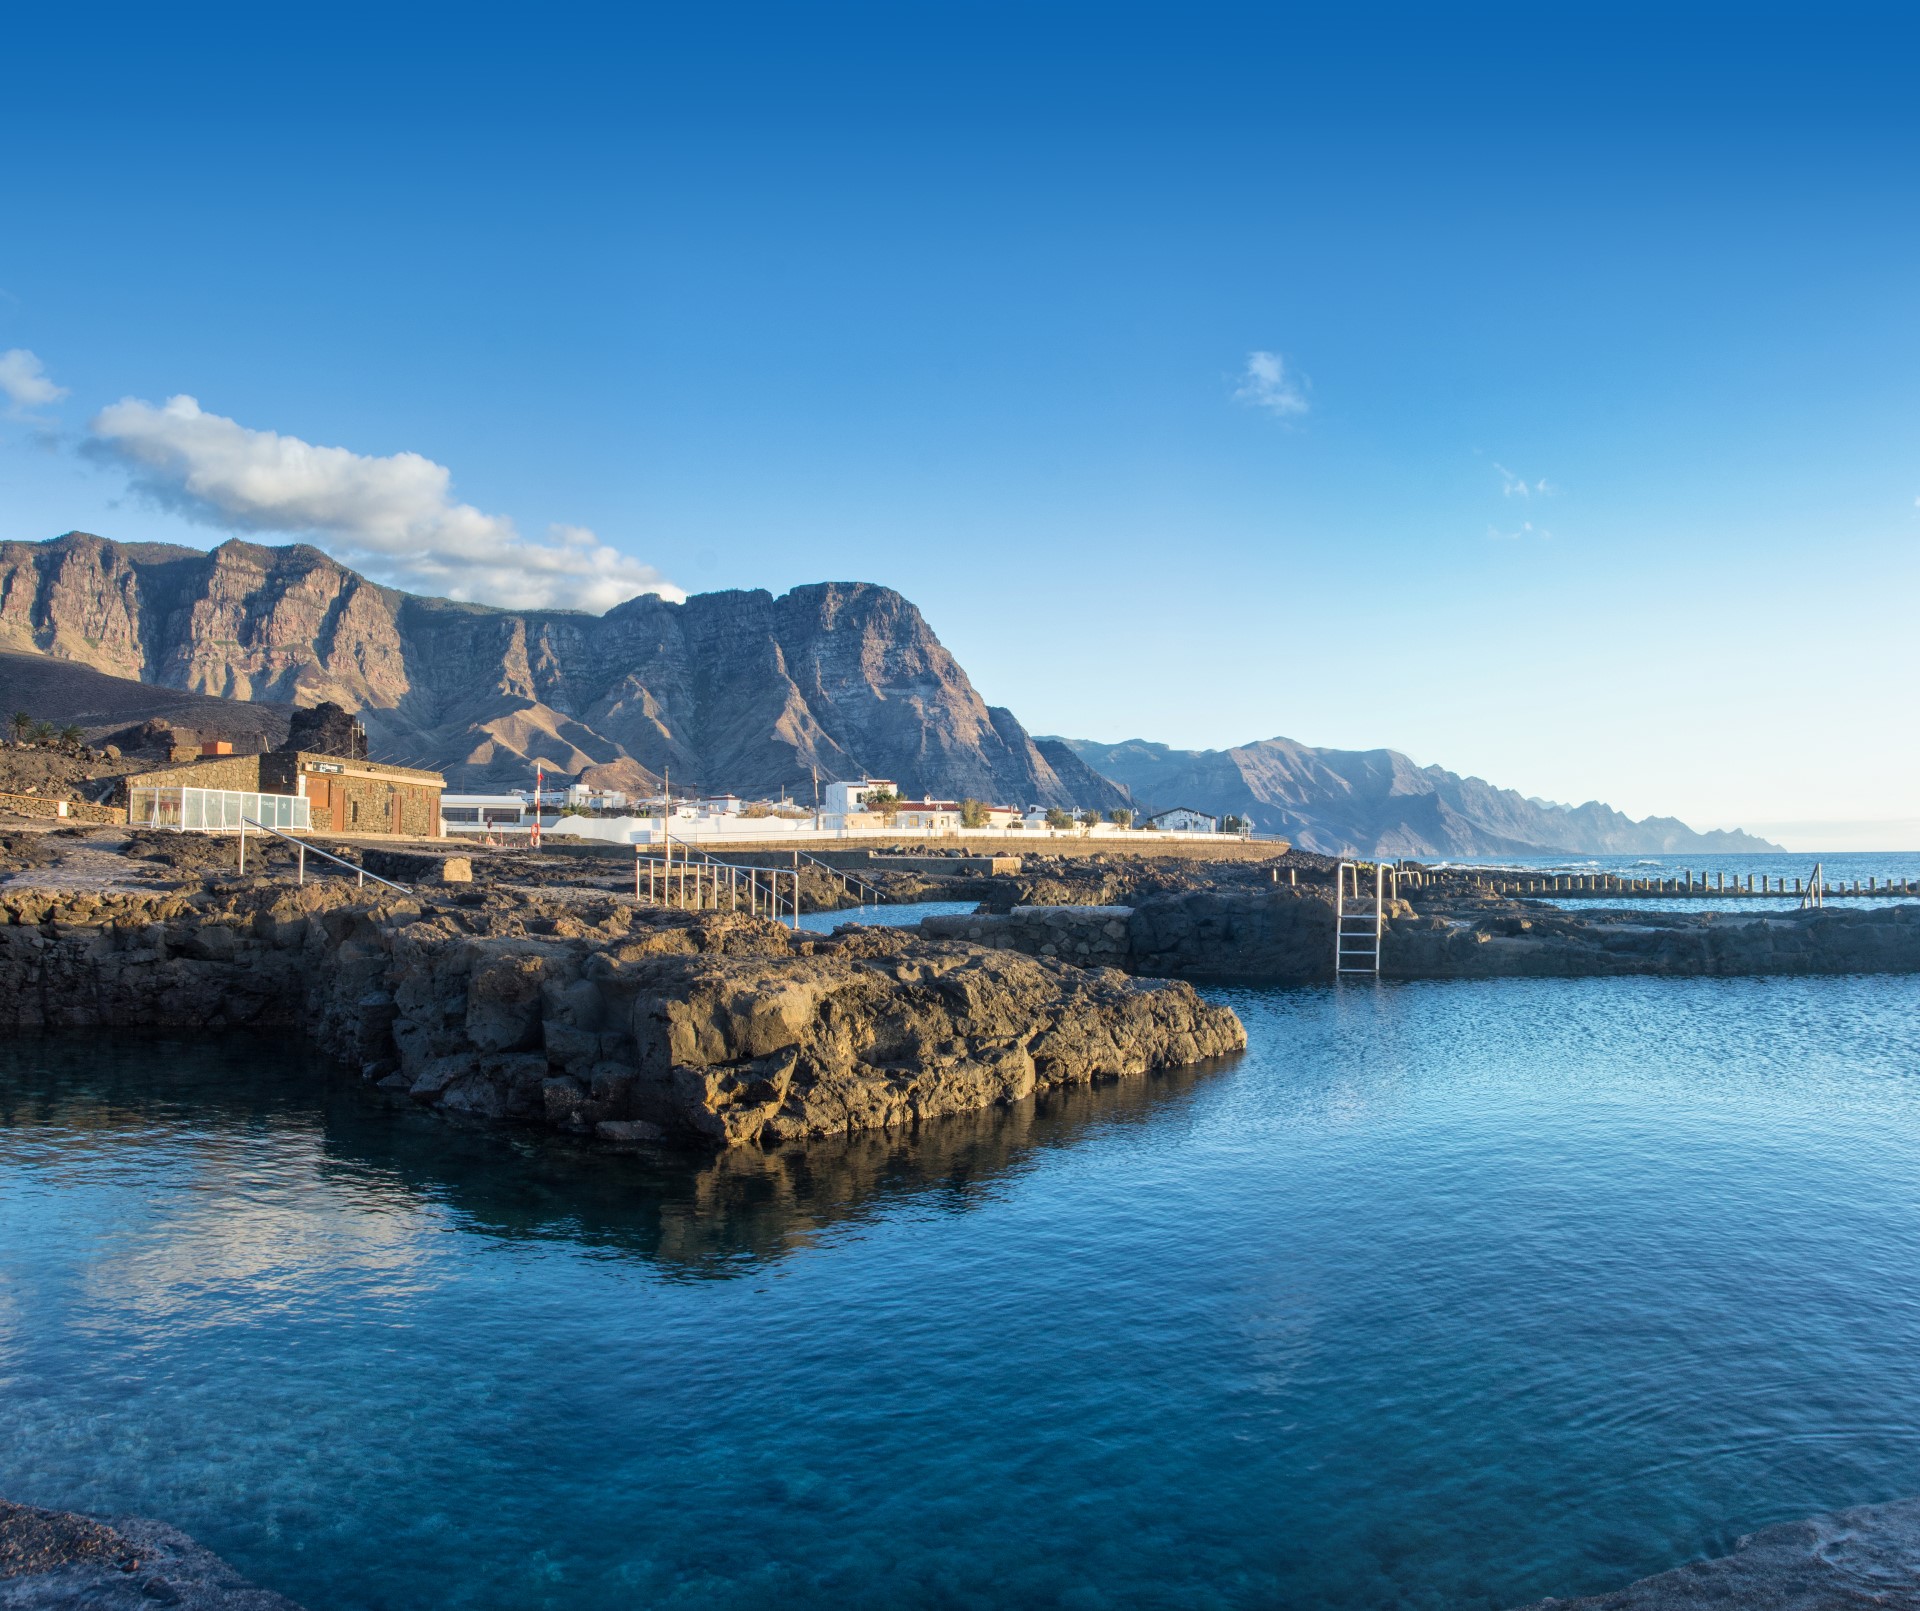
<box><xmin>0</xmin><ymin>531</ymin><xmax>1125</xmax><ymax>807</ymax></box>
<box><xmin>1055</xmin><ymin>734</ymin><xmax>1781</xmax><ymax>856</ymax></box>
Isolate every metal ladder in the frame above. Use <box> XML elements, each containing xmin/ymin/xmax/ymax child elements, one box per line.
<box><xmin>1335</xmin><ymin>860</ymin><xmax>1385</xmax><ymax>977</ymax></box>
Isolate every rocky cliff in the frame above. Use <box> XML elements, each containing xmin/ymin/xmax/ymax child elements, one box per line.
<box><xmin>0</xmin><ymin>532</ymin><xmax>1114</xmax><ymax>806</ymax></box>
<box><xmin>1058</xmin><ymin>735</ymin><xmax>1780</xmax><ymax>857</ymax></box>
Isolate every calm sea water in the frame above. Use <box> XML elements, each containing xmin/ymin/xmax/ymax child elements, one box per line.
<box><xmin>1439</xmin><ymin>850</ymin><xmax>1920</xmax><ymax>886</ymax></box>
<box><xmin>5</xmin><ymin>979</ymin><xmax>1920</xmax><ymax>1611</ymax></box>
<box><xmin>797</xmin><ymin>899</ymin><xmax>976</xmax><ymax>932</ymax></box>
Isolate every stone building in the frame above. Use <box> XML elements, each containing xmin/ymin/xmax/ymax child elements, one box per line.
<box><xmin>123</xmin><ymin>750</ymin><xmax>445</xmax><ymax>837</ymax></box>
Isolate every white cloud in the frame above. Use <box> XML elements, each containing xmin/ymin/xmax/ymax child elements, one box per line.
<box><xmin>1495</xmin><ymin>462</ymin><xmax>1555</xmax><ymax>498</ymax></box>
<box><xmin>0</xmin><ymin>349</ymin><xmax>68</xmax><ymax>413</ymax></box>
<box><xmin>1488</xmin><ymin>519</ymin><xmax>1552</xmax><ymax>541</ymax></box>
<box><xmin>1232</xmin><ymin>350</ymin><xmax>1310</xmax><ymax>418</ymax></box>
<box><xmin>85</xmin><ymin>394</ymin><xmax>683</xmax><ymax>612</ymax></box>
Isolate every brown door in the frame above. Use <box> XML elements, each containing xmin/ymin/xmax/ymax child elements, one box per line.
<box><xmin>328</xmin><ymin>781</ymin><xmax>346</xmax><ymax>832</ymax></box>
<box><xmin>390</xmin><ymin>785</ymin><xmax>404</xmax><ymax>836</ymax></box>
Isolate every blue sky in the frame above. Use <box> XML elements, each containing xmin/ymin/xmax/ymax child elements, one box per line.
<box><xmin>3</xmin><ymin>4</ymin><xmax>1917</xmax><ymax>846</ymax></box>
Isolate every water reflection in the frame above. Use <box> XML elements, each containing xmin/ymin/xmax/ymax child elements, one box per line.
<box><xmin>0</xmin><ymin>1031</ymin><xmax>1241</xmax><ymax>1280</ymax></box>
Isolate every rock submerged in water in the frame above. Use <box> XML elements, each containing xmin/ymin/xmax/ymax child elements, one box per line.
<box><xmin>0</xmin><ymin>1495</ymin><xmax>303</xmax><ymax>1609</ymax></box>
<box><xmin>1508</xmin><ymin>1495</ymin><xmax>1920</xmax><ymax>1609</ymax></box>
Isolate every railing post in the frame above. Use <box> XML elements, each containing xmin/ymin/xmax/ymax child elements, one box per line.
<box><xmin>298</xmin><ymin>843</ymin><xmax>306</xmax><ymax>885</ymax></box>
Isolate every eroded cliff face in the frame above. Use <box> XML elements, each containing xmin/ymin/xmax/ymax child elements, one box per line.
<box><xmin>0</xmin><ymin>533</ymin><xmax>1119</xmax><ymax>805</ymax></box>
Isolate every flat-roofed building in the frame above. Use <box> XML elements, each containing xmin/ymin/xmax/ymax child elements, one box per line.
<box><xmin>123</xmin><ymin>750</ymin><xmax>446</xmax><ymax>837</ymax></box>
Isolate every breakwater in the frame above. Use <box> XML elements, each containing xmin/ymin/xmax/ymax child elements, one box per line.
<box><xmin>1393</xmin><ymin>867</ymin><xmax>1920</xmax><ymax>900</ymax></box>
<box><xmin>923</xmin><ymin>891</ymin><xmax>1920</xmax><ymax>983</ymax></box>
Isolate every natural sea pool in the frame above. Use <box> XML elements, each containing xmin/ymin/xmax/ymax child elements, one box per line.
<box><xmin>5</xmin><ymin>976</ymin><xmax>1920</xmax><ymax>1610</ymax></box>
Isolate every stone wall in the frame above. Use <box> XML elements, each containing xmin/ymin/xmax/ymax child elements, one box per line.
<box><xmin>262</xmin><ymin>753</ymin><xmax>443</xmax><ymax>837</ymax></box>
<box><xmin>0</xmin><ymin>792</ymin><xmax>126</xmax><ymax>824</ymax></box>
<box><xmin>1382</xmin><ymin>903</ymin><xmax>1920</xmax><ymax>979</ymax></box>
<box><xmin>925</xmin><ymin>893</ymin><xmax>1920</xmax><ymax>984</ymax></box>
<box><xmin>922</xmin><ymin>906</ymin><xmax>1134</xmax><ymax>967</ymax></box>
<box><xmin>924</xmin><ymin>892</ymin><xmax>1336</xmax><ymax>983</ymax></box>
<box><xmin>124</xmin><ymin>754</ymin><xmax>267</xmax><ymax>794</ymax></box>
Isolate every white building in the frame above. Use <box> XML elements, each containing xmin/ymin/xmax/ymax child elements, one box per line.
<box><xmin>822</xmin><ymin>778</ymin><xmax>896</xmax><ymax>816</ymax></box>
<box><xmin>565</xmin><ymin>783</ymin><xmax>628</xmax><ymax>812</ymax></box>
<box><xmin>893</xmin><ymin>799</ymin><xmax>962</xmax><ymax>831</ymax></box>
<box><xmin>441</xmin><ymin>793</ymin><xmax>532</xmax><ymax>832</ymax></box>
<box><xmin>1144</xmin><ymin>806</ymin><xmax>1219</xmax><ymax>833</ymax></box>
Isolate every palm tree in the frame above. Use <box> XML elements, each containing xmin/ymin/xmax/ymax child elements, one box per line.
<box><xmin>30</xmin><ymin>721</ymin><xmax>55</xmax><ymax>745</ymax></box>
<box><xmin>59</xmin><ymin>724</ymin><xmax>83</xmax><ymax>748</ymax></box>
<box><xmin>9</xmin><ymin>712</ymin><xmax>29</xmax><ymax>744</ymax></box>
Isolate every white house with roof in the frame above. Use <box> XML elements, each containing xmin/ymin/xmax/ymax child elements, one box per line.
<box><xmin>1144</xmin><ymin>806</ymin><xmax>1219</xmax><ymax>833</ymax></box>
<box><xmin>892</xmin><ymin>798</ymin><xmax>962</xmax><ymax>831</ymax></box>
<box><xmin>822</xmin><ymin>778</ymin><xmax>895</xmax><ymax>816</ymax></box>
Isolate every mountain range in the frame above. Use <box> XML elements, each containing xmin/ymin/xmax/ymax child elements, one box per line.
<box><xmin>0</xmin><ymin>531</ymin><xmax>1774</xmax><ymax>854</ymax></box>
<box><xmin>1058</xmin><ymin>736</ymin><xmax>1781</xmax><ymax>856</ymax></box>
<box><xmin>0</xmin><ymin>532</ymin><xmax>1122</xmax><ymax>808</ymax></box>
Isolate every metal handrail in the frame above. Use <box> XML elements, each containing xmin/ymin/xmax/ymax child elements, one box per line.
<box><xmin>241</xmin><ymin>816</ymin><xmax>412</xmax><ymax>894</ymax></box>
<box><xmin>662</xmin><ymin>833</ymin><xmax>884</xmax><ymax>906</ymax></box>
<box><xmin>636</xmin><ymin>846</ymin><xmax>800</xmax><ymax>928</ymax></box>
<box><xmin>791</xmin><ymin>848</ymin><xmax>883</xmax><ymax>905</ymax></box>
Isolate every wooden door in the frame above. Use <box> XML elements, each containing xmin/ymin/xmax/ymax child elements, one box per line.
<box><xmin>390</xmin><ymin>786</ymin><xmax>404</xmax><ymax>836</ymax></box>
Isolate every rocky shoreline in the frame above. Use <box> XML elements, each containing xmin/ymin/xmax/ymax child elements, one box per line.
<box><xmin>0</xmin><ymin>870</ymin><xmax>1243</xmax><ymax>1149</ymax></box>
<box><xmin>0</xmin><ymin>1497</ymin><xmax>301</xmax><ymax>1610</ymax></box>
<box><xmin>0</xmin><ymin>827</ymin><xmax>1915</xmax><ymax>1152</ymax></box>
<box><xmin>923</xmin><ymin>886</ymin><xmax>1920</xmax><ymax>983</ymax></box>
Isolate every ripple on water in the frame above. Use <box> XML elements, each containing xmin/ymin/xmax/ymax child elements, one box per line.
<box><xmin>3</xmin><ymin>977</ymin><xmax>1920</xmax><ymax>1610</ymax></box>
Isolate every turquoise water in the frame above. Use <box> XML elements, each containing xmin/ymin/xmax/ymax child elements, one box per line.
<box><xmin>797</xmin><ymin>899</ymin><xmax>976</xmax><ymax>931</ymax></box>
<box><xmin>6</xmin><ymin>978</ymin><xmax>1920</xmax><ymax>1610</ymax></box>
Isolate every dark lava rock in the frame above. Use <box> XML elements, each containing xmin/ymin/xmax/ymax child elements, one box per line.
<box><xmin>0</xmin><ymin>1496</ymin><xmax>303</xmax><ymax>1609</ymax></box>
<box><xmin>1510</xmin><ymin>1495</ymin><xmax>1920</xmax><ymax>1609</ymax></box>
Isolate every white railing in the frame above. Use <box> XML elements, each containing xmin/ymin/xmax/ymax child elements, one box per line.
<box><xmin>1335</xmin><ymin>860</ymin><xmax>1386</xmax><ymax>977</ymax></box>
<box><xmin>130</xmin><ymin>785</ymin><xmax>310</xmax><ymax>833</ymax></box>
<box><xmin>636</xmin><ymin>848</ymin><xmax>801</xmax><ymax>928</ymax></box>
